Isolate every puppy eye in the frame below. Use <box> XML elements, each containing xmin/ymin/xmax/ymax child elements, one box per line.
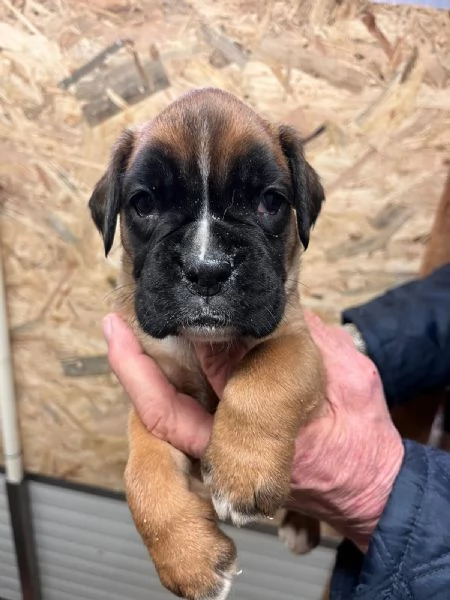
<box><xmin>131</xmin><ymin>192</ymin><xmax>156</xmax><ymax>217</ymax></box>
<box><xmin>257</xmin><ymin>191</ymin><xmax>285</xmax><ymax>216</ymax></box>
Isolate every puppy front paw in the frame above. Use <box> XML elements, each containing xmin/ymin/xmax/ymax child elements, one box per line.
<box><xmin>156</xmin><ymin>523</ymin><xmax>237</xmax><ymax>600</ymax></box>
<box><xmin>132</xmin><ymin>501</ymin><xmax>237</xmax><ymax>600</ymax></box>
<box><xmin>126</xmin><ymin>461</ymin><xmax>237</xmax><ymax>600</ymax></box>
<box><xmin>201</xmin><ymin>435</ymin><xmax>292</xmax><ymax>527</ymax></box>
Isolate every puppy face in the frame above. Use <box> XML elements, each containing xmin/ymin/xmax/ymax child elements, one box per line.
<box><xmin>89</xmin><ymin>88</ymin><xmax>324</xmax><ymax>341</ymax></box>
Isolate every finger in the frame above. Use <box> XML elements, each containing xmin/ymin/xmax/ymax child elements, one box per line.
<box><xmin>168</xmin><ymin>392</ymin><xmax>213</xmax><ymax>458</ymax></box>
<box><xmin>104</xmin><ymin>314</ymin><xmax>178</xmax><ymax>402</ymax></box>
<box><xmin>194</xmin><ymin>341</ymin><xmax>247</xmax><ymax>397</ymax></box>
<box><xmin>103</xmin><ymin>314</ymin><xmax>212</xmax><ymax>458</ymax></box>
<box><xmin>304</xmin><ymin>311</ymin><xmax>384</xmax><ymax>411</ymax></box>
<box><xmin>304</xmin><ymin>310</ymin><xmax>357</xmax><ymax>355</ymax></box>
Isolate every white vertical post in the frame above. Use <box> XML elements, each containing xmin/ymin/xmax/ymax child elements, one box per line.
<box><xmin>0</xmin><ymin>246</ymin><xmax>23</xmax><ymax>483</ymax></box>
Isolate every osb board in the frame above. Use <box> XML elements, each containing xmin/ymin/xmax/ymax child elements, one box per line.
<box><xmin>0</xmin><ymin>0</ymin><xmax>449</xmax><ymax>492</ymax></box>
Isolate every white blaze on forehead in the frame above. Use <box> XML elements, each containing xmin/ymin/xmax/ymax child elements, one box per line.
<box><xmin>195</xmin><ymin>118</ymin><xmax>211</xmax><ymax>260</ymax></box>
<box><xmin>198</xmin><ymin>118</ymin><xmax>211</xmax><ymax>199</ymax></box>
<box><xmin>196</xmin><ymin>216</ymin><xmax>210</xmax><ymax>260</ymax></box>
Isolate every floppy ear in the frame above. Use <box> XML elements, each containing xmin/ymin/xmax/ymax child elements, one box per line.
<box><xmin>278</xmin><ymin>125</ymin><xmax>325</xmax><ymax>250</ymax></box>
<box><xmin>88</xmin><ymin>128</ymin><xmax>135</xmax><ymax>256</ymax></box>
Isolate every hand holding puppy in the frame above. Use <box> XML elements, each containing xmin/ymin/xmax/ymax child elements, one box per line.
<box><xmin>103</xmin><ymin>310</ymin><xmax>404</xmax><ymax>553</ymax></box>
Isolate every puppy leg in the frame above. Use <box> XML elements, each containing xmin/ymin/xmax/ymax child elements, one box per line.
<box><xmin>278</xmin><ymin>510</ymin><xmax>321</xmax><ymax>555</ymax></box>
<box><xmin>126</xmin><ymin>409</ymin><xmax>237</xmax><ymax>600</ymax></box>
<box><xmin>202</xmin><ymin>329</ymin><xmax>324</xmax><ymax>525</ymax></box>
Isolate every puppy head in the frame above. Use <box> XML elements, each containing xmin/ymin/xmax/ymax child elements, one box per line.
<box><xmin>89</xmin><ymin>88</ymin><xmax>324</xmax><ymax>341</ymax></box>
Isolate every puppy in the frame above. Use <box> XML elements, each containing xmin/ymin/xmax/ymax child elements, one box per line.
<box><xmin>89</xmin><ymin>88</ymin><xmax>326</xmax><ymax>600</ymax></box>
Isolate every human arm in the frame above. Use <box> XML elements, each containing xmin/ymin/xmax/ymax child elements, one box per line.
<box><xmin>342</xmin><ymin>263</ymin><xmax>450</xmax><ymax>408</ymax></box>
<box><xmin>330</xmin><ymin>440</ymin><xmax>450</xmax><ymax>600</ymax></box>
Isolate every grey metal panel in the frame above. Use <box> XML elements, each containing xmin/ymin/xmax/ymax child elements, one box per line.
<box><xmin>0</xmin><ymin>474</ymin><xmax>21</xmax><ymax>600</ymax></box>
<box><xmin>29</xmin><ymin>480</ymin><xmax>335</xmax><ymax>600</ymax></box>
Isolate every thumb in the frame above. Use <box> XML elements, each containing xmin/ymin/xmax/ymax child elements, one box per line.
<box><xmin>103</xmin><ymin>314</ymin><xmax>212</xmax><ymax>458</ymax></box>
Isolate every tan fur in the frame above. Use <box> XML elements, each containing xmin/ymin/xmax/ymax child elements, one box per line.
<box><xmin>118</xmin><ymin>250</ymin><xmax>324</xmax><ymax>597</ymax></box>
<box><xmin>132</xmin><ymin>89</ymin><xmax>287</xmax><ymax>184</ymax></box>
<box><xmin>94</xmin><ymin>89</ymin><xmax>325</xmax><ymax>599</ymax></box>
<box><xmin>121</xmin><ymin>303</ymin><xmax>323</xmax><ymax>600</ymax></box>
<box><xmin>125</xmin><ymin>410</ymin><xmax>237</xmax><ymax>598</ymax></box>
<box><xmin>203</xmin><ymin>324</ymin><xmax>324</xmax><ymax>518</ymax></box>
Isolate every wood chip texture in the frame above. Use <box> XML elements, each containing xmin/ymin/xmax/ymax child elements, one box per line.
<box><xmin>0</xmin><ymin>0</ymin><xmax>449</xmax><ymax>493</ymax></box>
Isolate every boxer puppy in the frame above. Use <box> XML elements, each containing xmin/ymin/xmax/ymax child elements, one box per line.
<box><xmin>89</xmin><ymin>88</ymin><xmax>325</xmax><ymax>600</ymax></box>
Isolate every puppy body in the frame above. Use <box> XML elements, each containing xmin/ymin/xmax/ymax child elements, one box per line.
<box><xmin>90</xmin><ymin>88</ymin><xmax>325</xmax><ymax>600</ymax></box>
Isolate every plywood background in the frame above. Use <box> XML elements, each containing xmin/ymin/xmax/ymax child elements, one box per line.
<box><xmin>0</xmin><ymin>0</ymin><xmax>449</xmax><ymax>491</ymax></box>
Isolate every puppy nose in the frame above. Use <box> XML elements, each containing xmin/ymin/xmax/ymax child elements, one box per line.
<box><xmin>184</xmin><ymin>257</ymin><xmax>232</xmax><ymax>296</ymax></box>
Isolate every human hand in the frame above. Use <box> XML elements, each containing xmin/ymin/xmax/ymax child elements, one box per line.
<box><xmin>102</xmin><ymin>313</ymin><xmax>213</xmax><ymax>458</ymax></box>
<box><xmin>102</xmin><ymin>314</ymin><xmax>245</xmax><ymax>458</ymax></box>
<box><xmin>103</xmin><ymin>311</ymin><xmax>404</xmax><ymax>552</ymax></box>
<box><xmin>287</xmin><ymin>311</ymin><xmax>404</xmax><ymax>551</ymax></box>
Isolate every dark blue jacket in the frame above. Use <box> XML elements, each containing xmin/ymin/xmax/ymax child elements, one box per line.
<box><xmin>331</xmin><ymin>264</ymin><xmax>450</xmax><ymax>599</ymax></box>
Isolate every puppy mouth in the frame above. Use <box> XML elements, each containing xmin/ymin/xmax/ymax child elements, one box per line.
<box><xmin>181</xmin><ymin>325</ymin><xmax>237</xmax><ymax>343</ymax></box>
<box><xmin>180</xmin><ymin>314</ymin><xmax>237</xmax><ymax>342</ymax></box>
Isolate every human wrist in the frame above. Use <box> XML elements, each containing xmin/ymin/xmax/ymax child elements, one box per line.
<box><xmin>341</xmin><ymin>434</ymin><xmax>405</xmax><ymax>552</ymax></box>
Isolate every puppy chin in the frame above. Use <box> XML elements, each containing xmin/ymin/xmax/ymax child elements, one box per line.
<box><xmin>180</xmin><ymin>325</ymin><xmax>238</xmax><ymax>343</ymax></box>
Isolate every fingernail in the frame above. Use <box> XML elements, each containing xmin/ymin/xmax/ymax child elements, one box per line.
<box><xmin>102</xmin><ymin>315</ymin><xmax>113</xmax><ymax>342</ymax></box>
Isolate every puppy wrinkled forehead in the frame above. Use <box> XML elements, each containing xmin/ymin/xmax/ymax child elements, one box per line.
<box><xmin>89</xmin><ymin>87</ymin><xmax>324</xmax><ymax>257</ymax></box>
<box><xmin>132</xmin><ymin>88</ymin><xmax>285</xmax><ymax>174</ymax></box>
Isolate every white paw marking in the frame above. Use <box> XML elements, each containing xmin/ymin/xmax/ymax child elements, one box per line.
<box><xmin>207</xmin><ymin>572</ymin><xmax>232</xmax><ymax>600</ymax></box>
<box><xmin>212</xmin><ymin>494</ymin><xmax>259</xmax><ymax>527</ymax></box>
<box><xmin>201</xmin><ymin>561</ymin><xmax>236</xmax><ymax>600</ymax></box>
<box><xmin>202</xmin><ymin>470</ymin><xmax>212</xmax><ymax>487</ymax></box>
<box><xmin>211</xmin><ymin>495</ymin><xmax>231</xmax><ymax>521</ymax></box>
<box><xmin>278</xmin><ymin>522</ymin><xmax>312</xmax><ymax>555</ymax></box>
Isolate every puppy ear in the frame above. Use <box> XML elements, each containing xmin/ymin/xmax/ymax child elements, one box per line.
<box><xmin>88</xmin><ymin>128</ymin><xmax>135</xmax><ymax>256</ymax></box>
<box><xmin>278</xmin><ymin>125</ymin><xmax>325</xmax><ymax>250</ymax></box>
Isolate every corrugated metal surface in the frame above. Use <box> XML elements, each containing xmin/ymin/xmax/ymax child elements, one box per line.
<box><xmin>0</xmin><ymin>474</ymin><xmax>21</xmax><ymax>600</ymax></box>
<box><xmin>26</xmin><ymin>480</ymin><xmax>335</xmax><ymax>600</ymax></box>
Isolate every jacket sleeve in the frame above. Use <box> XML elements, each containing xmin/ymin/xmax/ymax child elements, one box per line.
<box><xmin>330</xmin><ymin>440</ymin><xmax>450</xmax><ymax>600</ymax></box>
<box><xmin>341</xmin><ymin>264</ymin><xmax>450</xmax><ymax>408</ymax></box>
